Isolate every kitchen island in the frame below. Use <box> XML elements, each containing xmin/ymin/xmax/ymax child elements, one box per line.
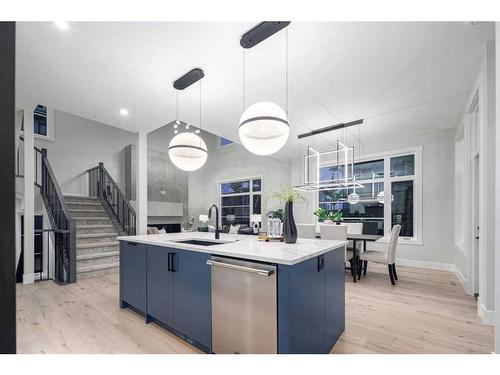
<box><xmin>117</xmin><ymin>232</ymin><xmax>346</xmax><ymax>354</ymax></box>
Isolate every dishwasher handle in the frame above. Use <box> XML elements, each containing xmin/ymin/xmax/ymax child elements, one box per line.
<box><xmin>206</xmin><ymin>259</ymin><xmax>275</xmax><ymax>277</ymax></box>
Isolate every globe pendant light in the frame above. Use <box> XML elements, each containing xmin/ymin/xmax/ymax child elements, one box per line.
<box><xmin>168</xmin><ymin>68</ymin><xmax>207</xmax><ymax>171</ymax></box>
<box><xmin>168</xmin><ymin>132</ymin><xmax>207</xmax><ymax>171</ymax></box>
<box><xmin>239</xmin><ymin>101</ymin><xmax>289</xmax><ymax>156</ymax></box>
<box><xmin>377</xmin><ymin>191</ymin><xmax>394</xmax><ymax>204</ymax></box>
<box><xmin>239</xmin><ymin>22</ymin><xmax>290</xmax><ymax>156</ymax></box>
<box><xmin>347</xmin><ymin>192</ymin><xmax>360</xmax><ymax>205</ymax></box>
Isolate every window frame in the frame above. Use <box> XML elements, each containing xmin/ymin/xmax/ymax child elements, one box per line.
<box><xmin>20</xmin><ymin>105</ymin><xmax>56</xmax><ymax>141</ymax></box>
<box><xmin>218</xmin><ymin>176</ymin><xmax>262</xmax><ymax>227</ymax></box>
<box><xmin>318</xmin><ymin>146</ymin><xmax>423</xmax><ymax>245</ymax></box>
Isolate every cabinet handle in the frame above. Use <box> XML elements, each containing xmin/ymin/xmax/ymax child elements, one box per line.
<box><xmin>317</xmin><ymin>256</ymin><xmax>324</xmax><ymax>272</ymax></box>
<box><xmin>168</xmin><ymin>252</ymin><xmax>177</xmax><ymax>272</ymax></box>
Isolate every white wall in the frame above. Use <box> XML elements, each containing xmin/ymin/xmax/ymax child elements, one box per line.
<box><xmin>495</xmin><ymin>22</ymin><xmax>500</xmax><ymax>354</ymax></box>
<box><xmin>291</xmin><ymin>127</ymin><xmax>456</xmax><ymax>268</ymax></box>
<box><xmin>35</xmin><ymin>110</ymin><xmax>136</xmax><ymax>195</ymax></box>
<box><xmin>188</xmin><ymin>133</ymin><xmax>291</xmax><ymax>227</ymax></box>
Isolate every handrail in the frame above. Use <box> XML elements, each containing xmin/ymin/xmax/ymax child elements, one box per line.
<box><xmin>17</xmin><ymin>135</ymin><xmax>76</xmax><ymax>284</ymax></box>
<box><xmin>40</xmin><ymin>150</ymin><xmax>77</xmax><ymax>284</ymax></box>
<box><xmin>16</xmin><ymin>135</ymin><xmax>43</xmax><ymax>187</ymax></box>
<box><xmin>88</xmin><ymin>162</ymin><xmax>136</xmax><ymax>235</ymax></box>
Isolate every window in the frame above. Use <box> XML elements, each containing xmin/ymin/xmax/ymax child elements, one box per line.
<box><xmin>318</xmin><ymin>148</ymin><xmax>421</xmax><ymax>242</ymax></box>
<box><xmin>34</xmin><ymin>105</ymin><xmax>47</xmax><ymax>136</ymax></box>
<box><xmin>218</xmin><ymin>137</ymin><xmax>234</xmax><ymax>148</ymax></box>
<box><xmin>21</xmin><ymin>104</ymin><xmax>53</xmax><ymax>139</ymax></box>
<box><xmin>220</xmin><ymin>178</ymin><xmax>261</xmax><ymax>226</ymax></box>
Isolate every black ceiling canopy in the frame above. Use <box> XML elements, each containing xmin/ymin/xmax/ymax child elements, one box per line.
<box><xmin>240</xmin><ymin>21</ymin><xmax>291</xmax><ymax>49</ymax></box>
<box><xmin>297</xmin><ymin>119</ymin><xmax>364</xmax><ymax>139</ymax></box>
<box><xmin>173</xmin><ymin>68</ymin><xmax>205</xmax><ymax>90</ymax></box>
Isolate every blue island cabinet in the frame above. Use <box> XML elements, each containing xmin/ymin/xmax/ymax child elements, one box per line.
<box><xmin>144</xmin><ymin>245</ymin><xmax>211</xmax><ymax>352</ymax></box>
<box><xmin>120</xmin><ymin>241</ymin><xmax>147</xmax><ymax>314</ymax></box>
<box><xmin>277</xmin><ymin>247</ymin><xmax>345</xmax><ymax>354</ymax></box>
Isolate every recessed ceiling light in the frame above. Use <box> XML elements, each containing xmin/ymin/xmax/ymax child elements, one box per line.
<box><xmin>174</xmin><ymin>124</ymin><xmax>178</xmax><ymax>129</ymax></box>
<box><xmin>195</xmin><ymin>129</ymin><xmax>200</xmax><ymax>134</ymax></box>
<box><xmin>54</xmin><ymin>21</ymin><xmax>69</xmax><ymax>30</ymax></box>
<box><xmin>119</xmin><ymin>108</ymin><xmax>129</xmax><ymax>116</ymax></box>
<box><xmin>185</xmin><ymin>123</ymin><xmax>190</xmax><ymax>130</ymax></box>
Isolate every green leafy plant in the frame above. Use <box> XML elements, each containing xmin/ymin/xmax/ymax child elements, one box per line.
<box><xmin>313</xmin><ymin>207</ymin><xmax>328</xmax><ymax>222</ymax></box>
<box><xmin>328</xmin><ymin>210</ymin><xmax>344</xmax><ymax>223</ymax></box>
<box><xmin>272</xmin><ymin>208</ymin><xmax>284</xmax><ymax>221</ymax></box>
<box><xmin>270</xmin><ymin>187</ymin><xmax>307</xmax><ymax>204</ymax></box>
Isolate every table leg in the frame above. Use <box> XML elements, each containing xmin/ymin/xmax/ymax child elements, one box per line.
<box><xmin>352</xmin><ymin>239</ymin><xmax>357</xmax><ymax>283</ymax></box>
<box><xmin>357</xmin><ymin>240</ymin><xmax>366</xmax><ymax>280</ymax></box>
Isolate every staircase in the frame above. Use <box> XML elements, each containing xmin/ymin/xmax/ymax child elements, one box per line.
<box><xmin>65</xmin><ymin>195</ymin><xmax>120</xmax><ymax>279</ymax></box>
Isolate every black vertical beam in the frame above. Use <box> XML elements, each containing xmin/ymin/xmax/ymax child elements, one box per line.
<box><xmin>0</xmin><ymin>21</ymin><xmax>17</xmax><ymax>354</ymax></box>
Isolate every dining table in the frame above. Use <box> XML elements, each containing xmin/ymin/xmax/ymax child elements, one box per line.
<box><xmin>315</xmin><ymin>232</ymin><xmax>383</xmax><ymax>282</ymax></box>
<box><xmin>346</xmin><ymin>233</ymin><xmax>382</xmax><ymax>282</ymax></box>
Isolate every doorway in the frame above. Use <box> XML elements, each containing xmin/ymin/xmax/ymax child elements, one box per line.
<box><xmin>472</xmin><ymin>153</ymin><xmax>480</xmax><ymax>297</ymax></box>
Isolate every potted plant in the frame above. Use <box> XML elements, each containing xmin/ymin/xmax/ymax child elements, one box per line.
<box><xmin>270</xmin><ymin>187</ymin><xmax>307</xmax><ymax>244</ymax></box>
<box><xmin>329</xmin><ymin>210</ymin><xmax>343</xmax><ymax>225</ymax></box>
<box><xmin>272</xmin><ymin>208</ymin><xmax>284</xmax><ymax>221</ymax></box>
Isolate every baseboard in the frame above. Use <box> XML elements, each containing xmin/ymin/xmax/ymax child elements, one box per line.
<box><xmin>453</xmin><ymin>266</ymin><xmax>470</xmax><ymax>293</ymax></box>
<box><xmin>477</xmin><ymin>297</ymin><xmax>495</xmax><ymax>326</ymax></box>
<box><xmin>23</xmin><ymin>273</ymin><xmax>35</xmax><ymax>284</ymax></box>
<box><xmin>396</xmin><ymin>258</ymin><xmax>455</xmax><ymax>272</ymax></box>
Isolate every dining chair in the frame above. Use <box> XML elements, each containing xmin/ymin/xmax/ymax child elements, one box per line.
<box><xmin>296</xmin><ymin>224</ymin><xmax>317</xmax><ymax>239</ymax></box>
<box><xmin>359</xmin><ymin>224</ymin><xmax>401</xmax><ymax>285</ymax></box>
<box><xmin>345</xmin><ymin>222</ymin><xmax>363</xmax><ymax>252</ymax></box>
<box><xmin>320</xmin><ymin>224</ymin><xmax>349</xmax><ymax>261</ymax></box>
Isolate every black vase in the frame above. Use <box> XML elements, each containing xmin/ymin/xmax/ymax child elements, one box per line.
<box><xmin>283</xmin><ymin>201</ymin><xmax>297</xmax><ymax>244</ymax></box>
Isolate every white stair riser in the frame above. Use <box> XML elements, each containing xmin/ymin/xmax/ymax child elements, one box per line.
<box><xmin>76</xmin><ymin>218</ymin><xmax>113</xmax><ymax>226</ymax></box>
<box><xmin>77</xmin><ymin>244</ymin><xmax>119</xmax><ymax>256</ymax></box>
<box><xmin>77</xmin><ymin>255</ymin><xmax>119</xmax><ymax>268</ymax></box>
<box><xmin>77</xmin><ymin>235</ymin><xmax>118</xmax><ymax>245</ymax></box>
<box><xmin>77</xmin><ymin>267</ymin><xmax>119</xmax><ymax>280</ymax></box>
<box><xmin>71</xmin><ymin>210</ymin><xmax>107</xmax><ymax>218</ymax></box>
<box><xmin>76</xmin><ymin>226</ymin><xmax>117</xmax><ymax>234</ymax></box>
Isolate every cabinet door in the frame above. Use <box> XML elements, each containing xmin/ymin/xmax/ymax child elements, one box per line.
<box><xmin>324</xmin><ymin>247</ymin><xmax>346</xmax><ymax>352</ymax></box>
<box><xmin>147</xmin><ymin>245</ymin><xmax>175</xmax><ymax>326</ymax></box>
<box><xmin>173</xmin><ymin>249</ymin><xmax>211</xmax><ymax>349</ymax></box>
<box><xmin>287</xmin><ymin>255</ymin><xmax>325</xmax><ymax>354</ymax></box>
<box><xmin>120</xmin><ymin>241</ymin><xmax>147</xmax><ymax>313</ymax></box>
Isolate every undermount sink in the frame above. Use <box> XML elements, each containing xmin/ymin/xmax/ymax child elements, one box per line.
<box><xmin>175</xmin><ymin>239</ymin><xmax>232</xmax><ymax>247</ymax></box>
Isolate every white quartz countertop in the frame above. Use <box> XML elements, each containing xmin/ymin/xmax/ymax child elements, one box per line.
<box><xmin>117</xmin><ymin>232</ymin><xmax>346</xmax><ymax>266</ymax></box>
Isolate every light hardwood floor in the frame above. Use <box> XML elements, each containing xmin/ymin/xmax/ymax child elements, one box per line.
<box><xmin>16</xmin><ymin>263</ymin><xmax>494</xmax><ymax>354</ymax></box>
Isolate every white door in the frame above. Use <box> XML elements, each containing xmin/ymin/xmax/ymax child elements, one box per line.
<box><xmin>472</xmin><ymin>153</ymin><xmax>480</xmax><ymax>296</ymax></box>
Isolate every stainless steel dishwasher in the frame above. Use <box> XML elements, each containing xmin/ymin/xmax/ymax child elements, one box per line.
<box><xmin>207</xmin><ymin>256</ymin><xmax>277</xmax><ymax>354</ymax></box>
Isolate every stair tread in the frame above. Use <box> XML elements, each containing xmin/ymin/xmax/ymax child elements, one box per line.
<box><xmin>64</xmin><ymin>195</ymin><xmax>99</xmax><ymax>199</ymax></box>
<box><xmin>77</xmin><ymin>241</ymin><xmax>119</xmax><ymax>249</ymax></box>
<box><xmin>77</xmin><ymin>224</ymin><xmax>115</xmax><ymax>229</ymax></box>
<box><xmin>77</xmin><ymin>232</ymin><xmax>117</xmax><ymax>238</ymax></box>
<box><xmin>74</xmin><ymin>216</ymin><xmax>111</xmax><ymax>220</ymax></box>
<box><xmin>77</xmin><ymin>250</ymin><xmax>119</xmax><ymax>261</ymax></box>
<box><xmin>70</xmin><ymin>208</ymin><xmax>105</xmax><ymax>212</ymax></box>
<box><xmin>77</xmin><ymin>261</ymin><xmax>119</xmax><ymax>273</ymax></box>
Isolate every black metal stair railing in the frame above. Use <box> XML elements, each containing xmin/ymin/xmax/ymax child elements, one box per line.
<box><xmin>16</xmin><ymin>135</ymin><xmax>76</xmax><ymax>284</ymax></box>
<box><xmin>87</xmin><ymin>163</ymin><xmax>136</xmax><ymax>236</ymax></box>
<box><xmin>40</xmin><ymin>149</ymin><xmax>77</xmax><ymax>284</ymax></box>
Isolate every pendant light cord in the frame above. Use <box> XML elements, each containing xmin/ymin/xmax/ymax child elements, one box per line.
<box><xmin>176</xmin><ymin>90</ymin><xmax>179</xmax><ymax>122</ymax></box>
<box><xmin>285</xmin><ymin>27</ymin><xmax>289</xmax><ymax>116</ymax></box>
<box><xmin>243</xmin><ymin>49</ymin><xmax>246</xmax><ymax>110</ymax></box>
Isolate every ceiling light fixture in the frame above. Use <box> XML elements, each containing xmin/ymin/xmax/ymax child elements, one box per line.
<box><xmin>54</xmin><ymin>21</ymin><xmax>69</xmax><ymax>30</ymax></box>
<box><xmin>238</xmin><ymin>21</ymin><xmax>291</xmax><ymax>156</ymax></box>
<box><xmin>168</xmin><ymin>68</ymin><xmax>207</xmax><ymax>172</ymax></box>
<box><xmin>119</xmin><ymin>108</ymin><xmax>128</xmax><ymax>116</ymax></box>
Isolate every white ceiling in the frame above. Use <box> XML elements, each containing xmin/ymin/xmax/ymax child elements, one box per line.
<box><xmin>16</xmin><ymin>22</ymin><xmax>494</xmax><ymax>160</ymax></box>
